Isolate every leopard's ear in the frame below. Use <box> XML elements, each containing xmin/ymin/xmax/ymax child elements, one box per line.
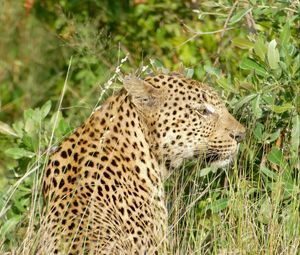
<box><xmin>123</xmin><ymin>76</ymin><xmax>164</xmax><ymax>109</ymax></box>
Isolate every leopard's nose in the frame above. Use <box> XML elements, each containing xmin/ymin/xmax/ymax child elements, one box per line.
<box><xmin>230</xmin><ymin>131</ymin><xmax>246</xmax><ymax>143</ymax></box>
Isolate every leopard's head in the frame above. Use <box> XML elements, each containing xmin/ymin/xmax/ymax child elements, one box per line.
<box><xmin>124</xmin><ymin>74</ymin><xmax>246</xmax><ymax>168</ymax></box>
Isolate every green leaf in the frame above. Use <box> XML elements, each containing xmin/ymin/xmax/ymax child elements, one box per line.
<box><xmin>232</xmin><ymin>37</ymin><xmax>254</xmax><ymax>49</ymax></box>
<box><xmin>57</xmin><ymin>118</ymin><xmax>71</xmax><ymax>136</ymax></box>
<box><xmin>204</xmin><ymin>65</ymin><xmax>220</xmax><ymax>78</ymax></box>
<box><xmin>24</xmin><ymin>108</ymin><xmax>41</xmax><ymax>135</ymax></box>
<box><xmin>0</xmin><ymin>121</ymin><xmax>18</xmax><ymax>137</ymax></box>
<box><xmin>150</xmin><ymin>58</ymin><xmax>164</xmax><ymax>69</ymax></box>
<box><xmin>240</xmin><ymin>58</ymin><xmax>268</xmax><ymax>76</ymax></box>
<box><xmin>251</xmin><ymin>94</ymin><xmax>262</xmax><ymax>118</ymax></box>
<box><xmin>267</xmin><ymin>147</ymin><xmax>284</xmax><ymax>166</ymax></box>
<box><xmin>184</xmin><ymin>68</ymin><xmax>194</xmax><ymax>78</ymax></box>
<box><xmin>271</xmin><ymin>103</ymin><xmax>294</xmax><ymax>113</ymax></box>
<box><xmin>12</xmin><ymin>120</ymin><xmax>24</xmax><ymax>138</ymax></box>
<box><xmin>258</xmin><ymin>198</ymin><xmax>272</xmax><ymax>224</ymax></box>
<box><xmin>291</xmin><ymin>115</ymin><xmax>300</xmax><ymax>159</ymax></box>
<box><xmin>282</xmin><ymin>179</ymin><xmax>298</xmax><ymax>197</ymax></box>
<box><xmin>262</xmin><ymin>93</ymin><xmax>274</xmax><ymax>106</ymax></box>
<box><xmin>5</xmin><ymin>148</ymin><xmax>35</xmax><ymax>159</ymax></box>
<box><xmin>0</xmin><ymin>215</ymin><xmax>22</xmax><ymax>238</ymax></box>
<box><xmin>280</xmin><ymin>23</ymin><xmax>291</xmax><ymax>45</ymax></box>
<box><xmin>267</xmin><ymin>129</ymin><xmax>281</xmax><ymax>143</ymax></box>
<box><xmin>229</xmin><ymin>8</ymin><xmax>252</xmax><ymax>25</ymax></box>
<box><xmin>24</xmin><ymin>117</ymin><xmax>35</xmax><ymax>136</ymax></box>
<box><xmin>260</xmin><ymin>165</ymin><xmax>278</xmax><ymax>179</ymax></box>
<box><xmin>292</xmin><ymin>54</ymin><xmax>300</xmax><ymax>75</ymax></box>
<box><xmin>267</xmin><ymin>39</ymin><xmax>280</xmax><ymax>69</ymax></box>
<box><xmin>234</xmin><ymin>93</ymin><xmax>257</xmax><ymax>112</ymax></box>
<box><xmin>254</xmin><ymin>36</ymin><xmax>267</xmax><ymax>62</ymax></box>
<box><xmin>206</xmin><ymin>198</ymin><xmax>229</xmax><ymax>213</ymax></box>
<box><xmin>14</xmin><ymin>196</ymin><xmax>30</xmax><ymax>212</ymax></box>
<box><xmin>253</xmin><ymin>122</ymin><xmax>264</xmax><ymax>141</ymax></box>
<box><xmin>217</xmin><ymin>77</ymin><xmax>235</xmax><ymax>92</ymax></box>
<box><xmin>40</xmin><ymin>100</ymin><xmax>52</xmax><ymax>119</ymax></box>
<box><xmin>237</xmin><ymin>81</ymin><xmax>254</xmax><ymax>91</ymax></box>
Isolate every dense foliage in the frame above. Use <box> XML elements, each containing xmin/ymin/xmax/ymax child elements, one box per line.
<box><xmin>0</xmin><ymin>0</ymin><xmax>299</xmax><ymax>253</ymax></box>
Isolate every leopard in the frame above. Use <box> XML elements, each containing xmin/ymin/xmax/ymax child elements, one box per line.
<box><xmin>37</xmin><ymin>73</ymin><xmax>246</xmax><ymax>255</ymax></box>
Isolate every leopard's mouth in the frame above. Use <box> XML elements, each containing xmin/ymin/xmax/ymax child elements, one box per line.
<box><xmin>193</xmin><ymin>150</ymin><xmax>234</xmax><ymax>168</ymax></box>
<box><xmin>205</xmin><ymin>154</ymin><xmax>233</xmax><ymax>167</ymax></box>
<box><xmin>204</xmin><ymin>153</ymin><xmax>220</xmax><ymax>163</ymax></box>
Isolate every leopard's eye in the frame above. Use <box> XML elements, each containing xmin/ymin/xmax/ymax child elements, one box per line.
<box><xmin>195</xmin><ymin>105</ymin><xmax>213</xmax><ymax>117</ymax></box>
<box><xmin>202</xmin><ymin>108</ymin><xmax>211</xmax><ymax>116</ymax></box>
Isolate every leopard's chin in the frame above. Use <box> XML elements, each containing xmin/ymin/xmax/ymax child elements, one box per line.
<box><xmin>204</xmin><ymin>144</ymin><xmax>240</xmax><ymax>168</ymax></box>
<box><xmin>191</xmin><ymin>149</ymin><xmax>236</xmax><ymax>168</ymax></box>
<box><xmin>209</xmin><ymin>157</ymin><xmax>233</xmax><ymax>168</ymax></box>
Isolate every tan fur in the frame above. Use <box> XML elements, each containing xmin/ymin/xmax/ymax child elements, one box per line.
<box><xmin>37</xmin><ymin>74</ymin><xmax>245</xmax><ymax>254</ymax></box>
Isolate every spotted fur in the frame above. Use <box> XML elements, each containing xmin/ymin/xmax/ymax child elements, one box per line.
<box><xmin>37</xmin><ymin>74</ymin><xmax>245</xmax><ymax>254</ymax></box>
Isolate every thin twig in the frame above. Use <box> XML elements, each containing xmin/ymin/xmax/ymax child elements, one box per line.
<box><xmin>213</xmin><ymin>0</ymin><xmax>239</xmax><ymax>66</ymax></box>
<box><xmin>177</xmin><ymin>27</ymin><xmax>234</xmax><ymax>48</ymax></box>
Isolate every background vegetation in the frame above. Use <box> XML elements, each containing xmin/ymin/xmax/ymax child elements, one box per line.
<box><xmin>0</xmin><ymin>0</ymin><xmax>299</xmax><ymax>254</ymax></box>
